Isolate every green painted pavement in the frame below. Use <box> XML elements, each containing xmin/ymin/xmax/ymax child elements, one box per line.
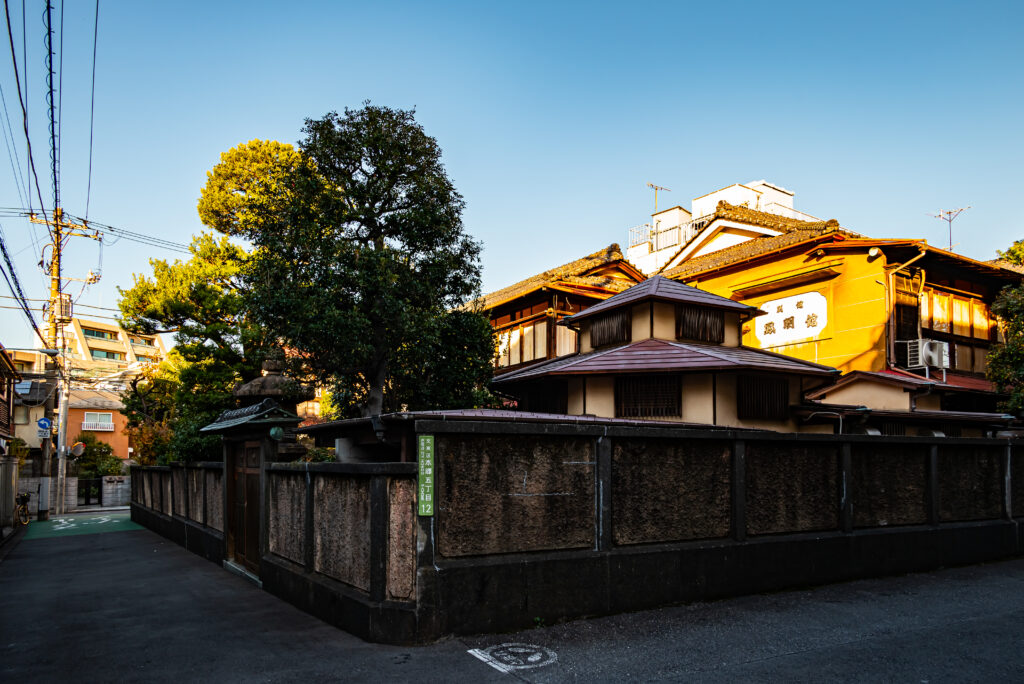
<box><xmin>22</xmin><ymin>511</ymin><xmax>142</xmax><ymax>540</ymax></box>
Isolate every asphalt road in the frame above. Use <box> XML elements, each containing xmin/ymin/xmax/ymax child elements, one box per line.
<box><xmin>2</xmin><ymin>514</ymin><xmax>1023</xmax><ymax>682</ymax></box>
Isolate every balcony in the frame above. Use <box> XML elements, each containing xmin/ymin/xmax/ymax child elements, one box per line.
<box><xmin>82</xmin><ymin>421</ymin><xmax>115</xmax><ymax>432</ymax></box>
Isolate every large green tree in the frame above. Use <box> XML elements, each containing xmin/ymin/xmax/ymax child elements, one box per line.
<box><xmin>118</xmin><ymin>233</ymin><xmax>269</xmax><ymax>460</ymax></box>
<box><xmin>211</xmin><ymin>105</ymin><xmax>494</xmax><ymax>416</ymax></box>
<box><xmin>988</xmin><ymin>282</ymin><xmax>1024</xmax><ymax>414</ymax></box>
<box><xmin>996</xmin><ymin>239</ymin><xmax>1024</xmax><ymax>266</ymax></box>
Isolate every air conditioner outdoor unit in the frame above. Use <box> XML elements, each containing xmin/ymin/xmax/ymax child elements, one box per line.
<box><xmin>922</xmin><ymin>339</ymin><xmax>950</xmax><ymax>369</ymax></box>
<box><xmin>898</xmin><ymin>338</ymin><xmax>949</xmax><ymax>370</ymax></box>
<box><xmin>900</xmin><ymin>339</ymin><xmax>925</xmax><ymax>368</ymax></box>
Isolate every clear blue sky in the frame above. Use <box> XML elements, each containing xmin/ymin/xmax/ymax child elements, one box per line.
<box><xmin>1</xmin><ymin>0</ymin><xmax>1022</xmax><ymax>349</ymax></box>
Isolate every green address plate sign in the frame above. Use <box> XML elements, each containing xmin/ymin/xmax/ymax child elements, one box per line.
<box><xmin>417</xmin><ymin>434</ymin><xmax>434</xmax><ymax>516</ymax></box>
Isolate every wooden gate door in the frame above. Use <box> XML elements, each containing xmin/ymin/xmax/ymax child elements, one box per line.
<box><xmin>227</xmin><ymin>441</ymin><xmax>261</xmax><ymax>574</ymax></box>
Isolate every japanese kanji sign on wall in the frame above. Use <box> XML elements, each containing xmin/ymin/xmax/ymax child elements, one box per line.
<box><xmin>417</xmin><ymin>434</ymin><xmax>435</xmax><ymax>516</ymax></box>
<box><xmin>754</xmin><ymin>291</ymin><xmax>828</xmax><ymax>347</ymax></box>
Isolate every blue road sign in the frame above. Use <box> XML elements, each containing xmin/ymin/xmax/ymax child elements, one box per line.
<box><xmin>37</xmin><ymin>417</ymin><xmax>52</xmax><ymax>430</ymax></box>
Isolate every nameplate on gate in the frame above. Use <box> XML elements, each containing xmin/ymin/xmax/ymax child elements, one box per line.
<box><xmin>417</xmin><ymin>435</ymin><xmax>434</xmax><ymax>516</ymax></box>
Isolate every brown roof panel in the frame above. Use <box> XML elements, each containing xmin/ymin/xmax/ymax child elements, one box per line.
<box><xmin>561</xmin><ymin>275</ymin><xmax>760</xmax><ymax>326</ymax></box>
<box><xmin>475</xmin><ymin>244</ymin><xmax>643</xmax><ymax>311</ymax></box>
<box><xmin>662</xmin><ymin>227</ymin><xmax>862</xmax><ymax>280</ymax></box>
<box><xmin>492</xmin><ymin>338</ymin><xmax>837</xmax><ymax>384</ymax></box>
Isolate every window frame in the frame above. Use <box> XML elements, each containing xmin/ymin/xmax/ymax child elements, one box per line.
<box><xmin>614</xmin><ymin>374</ymin><xmax>682</xmax><ymax>419</ymax></box>
<box><xmin>736</xmin><ymin>374</ymin><xmax>790</xmax><ymax>421</ymax></box>
<box><xmin>676</xmin><ymin>304</ymin><xmax>725</xmax><ymax>344</ymax></box>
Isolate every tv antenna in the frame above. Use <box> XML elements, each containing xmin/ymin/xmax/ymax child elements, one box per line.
<box><xmin>928</xmin><ymin>207</ymin><xmax>970</xmax><ymax>251</ymax></box>
<box><xmin>647</xmin><ymin>183</ymin><xmax>671</xmax><ymax>213</ymax></box>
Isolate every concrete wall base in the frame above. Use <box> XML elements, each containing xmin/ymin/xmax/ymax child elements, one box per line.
<box><xmin>260</xmin><ymin>554</ymin><xmax>421</xmax><ymax>645</ymax></box>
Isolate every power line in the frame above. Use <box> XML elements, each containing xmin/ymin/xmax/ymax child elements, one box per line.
<box><xmin>3</xmin><ymin>0</ymin><xmax>49</xmax><ymax>223</ymax></box>
<box><xmin>0</xmin><ymin>293</ymin><xmax>121</xmax><ymax>311</ymax></box>
<box><xmin>56</xmin><ymin>0</ymin><xmax>64</xmax><ymax>204</ymax></box>
<box><xmin>85</xmin><ymin>0</ymin><xmax>98</xmax><ymax>218</ymax></box>
<box><xmin>45</xmin><ymin>0</ymin><xmax>58</xmax><ymax>212</ymax></box>
<box><xmin>0</xmin><ymin>82</ymin><xmax>28</xmax><ymax>207</ymax></box>
<box><xmin>65</xmin><ymin>213</ymin><xmax>191</xmax><ymax>253</ymax></box>
<box><xmin>0</xmin><ymin>223</ymin><xmax>47</xmax><ymax>345</ymax></box>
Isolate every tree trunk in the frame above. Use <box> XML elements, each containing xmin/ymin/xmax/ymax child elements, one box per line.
<box><xmin>365</xmin><ymin>361</ymin><xmax>387</xmax><ymax>416</ymax></box>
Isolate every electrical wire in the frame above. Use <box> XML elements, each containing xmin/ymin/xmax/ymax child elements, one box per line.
<box><xmin>3</xmin><ymin>0</ymin><xmax>49</xmax><ymax>224</ymax></box>
<box><xmin>0</xmin><ymin>294</ymin><xmax>121</xmax><ymax>311</ymax></box>
<box><xmin>0</xmin><ymin>82</ymin><xmax>28</xmax><ymax>207</ymax></box>
<box><xmin>85</xmin><ymin>0</ymin><xmax>98</xmax><ymax>218</ymax></box>
<box><xmin>0</xmin><ymin>225</ymin><xmax>46</xmax><ymax>345</ymax></box>
<box><xmin>0</xmin><ymin>303</ymin><xmax>121</xmax><ymax>321</ymax></box>
<box><xmin>45</xmin><ymin>0</ymin><xmax>58</xmax><ymax>212</ymax></box>
<box><xmin>57</xmin><ymin>0</ymin><xmax>63</xmax><ymax>199</ymax></box>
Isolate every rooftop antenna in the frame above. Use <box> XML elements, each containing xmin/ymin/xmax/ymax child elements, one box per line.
<box><xmin>928</xmin><ymin>207</ymin><xmax>970</xmax><ymax>251</ymax></box>
<box><xmin>647</xmin><ymin>183</ymin><xmax>671</xmax><ymax>214</ymax></box>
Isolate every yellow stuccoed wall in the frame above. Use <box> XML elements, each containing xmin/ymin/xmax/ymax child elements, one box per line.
<box><xmin>683</xmin><ymin>250</ymin><xmax>888</xmax><ymax>373</ymax></box>
<box><xmin>820</xmin><ymin>381</ymin><xmax>910</xmax><ymax>411</ymax></box>
<box><xmin>562</xmin><ymin>371</ymin><xmax>822</xmax><ymax>433</ymax></box>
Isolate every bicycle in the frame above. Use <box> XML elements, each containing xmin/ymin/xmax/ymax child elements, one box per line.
<box><xmin>14</xmin><ymin>492</ymin><xmax>30</xmax><ymax>526</ymax></box>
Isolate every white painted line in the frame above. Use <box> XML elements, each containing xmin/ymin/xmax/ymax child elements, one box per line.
<box><xmin>468</xmin><ymin>648</ymin><xmax>513</xmax><ymax>674</ymax></box>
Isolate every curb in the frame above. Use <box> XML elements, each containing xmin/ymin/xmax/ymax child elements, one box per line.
<box><xmin>0</xmin><ymin>523</ymin><xmax>28</xmax><ymax>564</ymax></box>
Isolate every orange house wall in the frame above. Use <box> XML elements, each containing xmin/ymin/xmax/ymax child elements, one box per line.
<box><xmin>65</xmin><ymin>407</ymin><xmax>131</xmax><ymax>460</ymax></box>
<box><xmin>680</xmin><ymin>250</ymin><xmax>889</xmax><ymax>374</ymax></box>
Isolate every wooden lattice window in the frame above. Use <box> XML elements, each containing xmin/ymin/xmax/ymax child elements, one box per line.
<box><xmin>615</xmin><ymin>375</ymin><xmax>681</xmax><ymax>418</ymax></box>
<box><xmin>736</xmin><ymin>375</ymin><xmax>789</xmax><ymax>421</ymax></box>
<box><xmin>590</xmin><ymin>309</ymin><xmax>631</xmax><ymax>348</ymax></box>
<box><xmin>676</xmin><ymin>305</ymin><xmax>724</xmax><ymax>344</ymax></box>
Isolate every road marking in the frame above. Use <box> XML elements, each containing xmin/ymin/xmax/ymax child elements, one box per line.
<box><xmin>468</xmin><ymin>643</ymin><xmax>557</xmax><ymax>674</ymax></box>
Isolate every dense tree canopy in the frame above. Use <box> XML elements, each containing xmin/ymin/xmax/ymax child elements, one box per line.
<box><xmin>118</xmin><ymin>234</ymin><xmax>269</xmax><ymax>461</ymax></box>
<box><xmin>996</xmin><ymin>239</ymin><xmax>1024</xmax><ymax>266</ymax></box>
<box><xmin>988</xmin><ymin>282</ymin><xmax>1024</xmax><ymax>415</ymax></box>
<box><xmin>197</xmin><ymin>139</ymin><xmax>304</xmax><ymax>238</ymax></box>
<box><xmin>232</xmin><ymin>105</ymin><xmax>495</xmax><ymax>416</ymax></box>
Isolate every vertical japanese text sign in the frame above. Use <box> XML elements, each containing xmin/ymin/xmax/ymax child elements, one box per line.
<box><xmin>417</xmin><ymin>435</ymin><xmax>434</xmax><ymax>516</ymax></box>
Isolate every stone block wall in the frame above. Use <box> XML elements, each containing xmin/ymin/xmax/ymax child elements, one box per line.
<box><xmin>435</xmin><ymin>434</ymin><xmax>595</xmax><ymax>557</ymax></box>
<box><xmin>612</xmin><ymin>438</ymin><xmax>731</xmax><ymax>544</ymax></box>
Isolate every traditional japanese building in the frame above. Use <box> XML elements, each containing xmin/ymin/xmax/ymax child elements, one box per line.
<box><xmin>0</xmin><ymin>344</ymin><xmax>19</xmax><ymax>446</ymax></box>
<box><xmin>477</xmin><ymin>244</ymin><xmax>645</xmax><ymax>375</ymax></box>
<box><xmin>491</xmin><ymin>276</ymin><xmax>838</xmax><ymax>431</ymax></box>
<box><xmin>635</xmin><ymin>181</ymin><xmax>1021</xmax><ymax>435</ymax></box>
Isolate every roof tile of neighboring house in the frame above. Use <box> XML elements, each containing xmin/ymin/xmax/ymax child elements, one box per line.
<box><xmin>69</xmin><ymin>389</ymin><xmax>124</xmax><ymax>410</ymax></box>
<box><xmin>297</xmin><ymin>407</ymin><xmax>742</xmax><ymax>433</ymax></box>
<box><xmin>656</xmin><ymin>201</ymin><xmax>845</xmax><ymax>276</ymax></box>
<box><xmin>561</xmin><ymin>275</ymin><xmax>760</xmax><ymax>325</ymax></box>
<box><xmin>492</xmin><ymin>337</ymin><xmax>836</xmax><ymax>384</ymax></box>
<box><xmin>476</xmin><ymin>244</ymin><xmax>642</xmax><ymax>311</ymax></box>
<box><xmin>805</xmin><ymin>369</ymin><xmax>996</xmax><ymax>401</ymax></box>
<box><xmin>986</xmin><ymin>258</ymin><xmax>1024</xmax><ymax>274</ymax></box>
<box><xmin>711</xmin><ymin>201</ymin><xmax>841</xmax><ymax>232</ymax></box>
<box><xmin>661</xmin><ymin>224</ymin><xmax>861</xmax><ymax>279</ymax></box>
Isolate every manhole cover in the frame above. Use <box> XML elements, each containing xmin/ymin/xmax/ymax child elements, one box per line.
<box><xmin>468</xmin><ymin>643</ymin><xmax>557</xmax><ymax>673</ymax></box>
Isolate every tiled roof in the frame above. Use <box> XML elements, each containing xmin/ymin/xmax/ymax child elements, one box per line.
<box><xmin>795</xmin><ymin>403</ymin><xmax>1014</xmax><ymax>423</ymax></box>
<box><xmin>984</xmin><ymin>258</ymin><xmax>1024</xmax><ymax>275</ymax></box>
<box><xmin>69</xmin><ymin>389</ymin><xmax>124</xmax><ymax>410</ymax></box>
<box><xmin>561</xmin><ymin>275</ymin><xmax>759</xmax><ymax>326</ymax></box>
<box><xmin>711</xmin><ymin>201</ymin><xmax>841</xmax><ymax>232</ymax></box>
<box><xmin>475</xmin><ymin>244</ymin><xmax>641</xmax><ymax>311</ymax></box>
<box><xmin>662</xmin><ymin>225</ymin><xmax>860</xmax><ymax>280</ymax></box>
<box><xmin>200</xmin><ymin>398</ymin><xmax>299</xmax><ymax>433</ymax></box>
<box><xmin>806</xmin><ymin>369</ymin><xmax>996</xmax><ymax>400</ymax></box>
<box><xmin>297</xmin><ymin>407</ymin><xmax>742</xmax><ymax>434</ymax></box>
<box><xmin>656</xmin><ymin>201</ymin><xmax>844</xmax><ymax>276</ymax></box>
<box><xmin>492</xmin><ymin>337</ymin><xmax>837</xmax><ymax>384</ymax></box>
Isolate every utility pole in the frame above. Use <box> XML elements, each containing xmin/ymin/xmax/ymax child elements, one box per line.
<box><xmin>647</xmin><ymin>183</ymin><xmax>671</xmax><ymax>214</ymax></box>
<box><xmin>29</xmin><ymin>209</ymin><xmax>100</xmax><ymax>518</ymax></box>
<box><xmin>928</xmin><ymin>207</ymin><xmax>970</xmax><ymax>251</ymax></box>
